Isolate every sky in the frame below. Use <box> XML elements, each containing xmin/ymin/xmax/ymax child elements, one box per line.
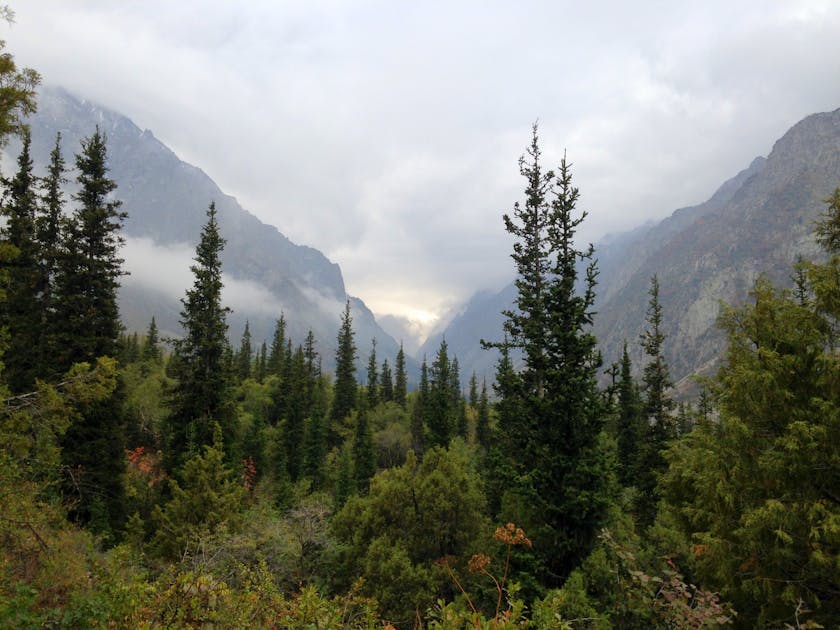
<box><xmin>6</xmin><ymin>1</ymin><xmax>840</xmax><ymax>341</ymax></box>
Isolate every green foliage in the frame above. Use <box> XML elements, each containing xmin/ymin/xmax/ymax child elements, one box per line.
<box><xmin>332</xmin><ymin>300</ymin><xmax>358</xmax><ymax>424</ymax></box>
<box><xmin>488</xmin><ymin>126</ymin><xmax>615</xmax><ymax>586</ymax></box>
<box><xmin>614</xmin><ymin>342</ymin><xmax>643</xmax><ymax>486</ymax></box>
<box><xmin>394</xmin><ymin>342</ymin><xmax>407</xmax><ymax>408</ymax></box>
<box><xmin>332</xmin><ymin>441</ymin><xmax>489</xmax><ymax>624</ymax></box>
<box><xmin>165</xmin><ymin>203</ymin><xmax>235</xmax><ymax>468</ymax></box>
<box><xmin>660</xmin><ymin>206</ymin><xmax>840</xmax><ymax>626</ymax></box>
<box><xmin>152</xmin><ymin>427</ymin><xmax>246</xmax><ymax>560</ymax></box>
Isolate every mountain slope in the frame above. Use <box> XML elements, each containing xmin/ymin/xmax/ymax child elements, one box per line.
<box><xmin>428</xmin><ymin>107</ymin><xmax>840</xmax><ymax>389</ymax></box>
<box><xmin>21</xmin><ymin>86</ymin><xmax>408</xmax><ymax>375</ymax></box>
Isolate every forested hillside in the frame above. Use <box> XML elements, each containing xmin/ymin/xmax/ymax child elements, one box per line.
<box><xmin>1</xmin><ymin>40</ymin><xmax>838</xmax><ymax>630</ymax></box>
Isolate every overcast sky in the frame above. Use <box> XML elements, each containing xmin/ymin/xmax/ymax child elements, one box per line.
<box><xmin>7</xmin><ymin>1</ymin><xmax>840</xmax><ymax>333</ymax></box>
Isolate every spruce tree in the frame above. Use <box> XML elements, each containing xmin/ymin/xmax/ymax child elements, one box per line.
<box><xmin>142</xmin><ymin>316</ymin><xmax>161</xmax><ymax>361</ymax></box>
<box><xmin>53</xmin><ymin>127</ymin><xmax>127</xmax><ymax>371</ymax></box>
<box><xmin>380</xmin><ymin>358</ymin><xmax>393</xmax><ymax>402</ymax></box>
<box><xmin>237</xmin><ymin>320</ymin><xmax>252</xmax><ymax>381</ymax></box>
<box><xmin>255</xmin><ymin>341</ymin><xmax>268</xmax><ymax>382</ymax></box>
<box><xmin>394</xmin><ymin>342</ymin><xmax>407</xmax><ymax>408</ymax></box>
<box><xmin>267</xmin><ymin>314</ymin><xmax>287</xmax><ymax>377</ymax></box>
<box><xmin>366</xmin><ymin>338</ymin><xmax>379</xmax><ymax>408</ymax></box>
<box><xmin>427</xmin><ymin>338</ymin><xmax>454</xmax><ymax>447</ymax></box>
<box><xmin>284</xmin><ymin>345</ymin><xmax>308</xmax><ymax>480</ymax></box>
<box><xmin>468</xmin><ymin>372</ymin><xmax>479</xmax><ymax>408</ymax></box>
<box><xmin>53</xmin><ymin>128</ymin><xmax>128</xmax><ymax>533</ymax></box>
<box><xmin>615</xmin><ymin>341</ymin><xmax>643</xmax><ymax>486</ymax></box>
<box><xmin>636</xmin><ymin>274</ymin><xmax>675</xmax><ymax>525</ymax></box>
<box><xmin>331</xmin><ymin>300</ymin><xmax>357</xmax><ymax>423</ymax></box>
<box><xmin>166</xmin><ymin>203</ymin><xmax>234</xmax><ymax>468</ymax></box>
<box><xmin>476</xmin><ymin>378</ymin><xmax>491</xmax><ymax>450</ymax></box>
<box><xmin>1</xmin><ymin>129</ymin><xmax>41</xmax><ymax>391</ymax></box>
<box><xmin>488</xmin><ymin>127</ymin><xmax>614</xmax><ymax>585</ymax></box>
<box><xmin>352</xmin><ymin>405</ymin><xmax>376</xmax><ymax>493</ymax></box>
<box><xmin>411</xmin><ymin>357</ymin><xmax>428</xmax><ymax>456</ymax></box>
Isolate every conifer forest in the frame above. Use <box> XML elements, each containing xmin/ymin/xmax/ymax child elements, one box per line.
<box><xmin>1</xmin><ymin>25</ymin><xmax>839</xmax><ymax>630</ymax></box>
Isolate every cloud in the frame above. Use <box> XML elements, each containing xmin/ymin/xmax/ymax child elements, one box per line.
<box><xmin>9</xmin><ymin>1</ymin><xmax>840</xmax><ymax>320</ymax></box>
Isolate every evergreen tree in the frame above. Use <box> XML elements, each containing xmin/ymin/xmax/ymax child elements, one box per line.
<box><xmin>331</xmin><ymin>300</ymin><xmax>357</xmax><ymax>423</ymax></box>
<box><xmin>267</xmin><ymin>314</ymin><xmax>287</xmax><ymax>377</ymax></box>
<box><xmin>36</xmin><ymin>132</ymin><xmax>67</xmax><ymax>370</ymax></box>
<box><xmin>450</xmin><ymin>356</ymin><xmax>467</xmax><ymax>438</ymax></box>
<box><xmin>255</xmin><ymin>341</ymin><xmax>268</xmax><ymax>383</ymax></box>
<box><xmin>53</xmin><ymin>127</ymin><xmax>127</xmax><ymax>371</ymax></box>
<box><xmin>283</xmin><ymin>345</ymin><xmax>309</xmax><ymax>481</ymax></box>
<box><xmin>636</xmin><ymin>274</ymin><xmax>675</xmax><ymax>525</ymax></box>
<box><xmin>166</xmin><ymin>203</ymin><xmax>234</xmax><ymax>468</ymax></box>
<box><xmin>142</xmin><ymin>316</ymin><xmax>160</xmax><ymax>361</ymax></box>
<box><xmin>352</xmin><ymin>405</ymin><xmax>376</xmax><ymax>494</ymax></box>
<box><xmin>468</xmin><ymin>372</ymin><xmax>479</xmax><ymax>409</ymax></box>
<box><xmin>427</xmin><ymin>338</ymin><xmax>453</xmax><ymax>447</ymax></box>
<box><xmin>366</xmin><ymin>338</ymin><xmax>379</xmax><ymax>408</ymax></box>
<box><xmin>411</xmin><ymin>357</ymin><xmax>428</xmax><ymax>456</ymax></box>
<box><xmin>1</xmin><ymin>129</ymin><xmax>41</xmax><ymax>391</ymax></box>
<box><xmin>476</xmin><ymin>378</ymin><xmax>491</xmax><ymax>450</ymax></box>
<box><xmin>379</xmin><ymin>358</ymin><xmax>393</xmax><ymax>403</ymax></box>
<box><xmin>237</xmin><ymin>320</ymin><xmax>252</xmax><ymax>381</ymax></box>
<box><xmin>615</xmin><ymin>341</ymin><xmax>643</xmax><ymax>486</ymax></box>
<box><xmin>394</xmin><ymin>342</ymin><xmax>407</xmax><ymax>408</ymax></box>
<box><xmin>302</xmin><ymin>409</ymin><xmax>328</xmax><ymax>486</ymax></box>
<box><xmin>487</xmin><ymin>127</ymin><xmax>614</xmax><ymax>585</ymax></box>
<box><xmin>304</xmin><ymin>329</ymin><xmax>320</xmax><ymax>379</ymax></box>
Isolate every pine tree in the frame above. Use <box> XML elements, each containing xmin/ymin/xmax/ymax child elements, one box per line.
<box><xmin>366</xmin><ymin>338</ymin><xmax>379</xmax><ymax>408</ymax></box>
<box><xmin>166</xmin><ymin>203</ymin><xmax>234</xmax><ymax>468</ymax></box>
<box><xmin>255</xmin><ymin>341</ymin><xmax>268</xmax><ymax>382</ymax></box>
<box><xmin>284</xmin><ymin>345</ymin><xmax>309</xmax><ymax>481</ymax></box>
<box><xmin>394</xmin><ymin>342</ymin><xmax>407</xmax><ymax>408</ymax></box>
<box><xmin>304</xmin><ymin>329</ymin><xmax>320</xmax><ymax>379</ymax></box>
<box><xmin>468</xmin><ymin>372</ymin><xmax>479</xmax><ymax>409</ymax></box>
<box><xmin>487</xmin><ymin>127</ymin><xmax>614</xmax><ymax>585</ymax></box>
<box><xmin>237</xmin><ymin>320</ymin><xmax>252</xmax><ymax>381</ymax></box>
<box><xmin>1</xmin><ymin>129</ymin><xmax>41</xmax><ymax>391</ymax></box>
<box><xmin>331</xmin><ymin>300</ymin><xmax>357</xmax><ymax>423</ymax></box>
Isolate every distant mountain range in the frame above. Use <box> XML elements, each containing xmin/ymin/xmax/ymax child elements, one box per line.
<box><xmin>18</xmin><ymin>87</ymin><xmax>840</xmax><ymax>394</ymax></box>
<box><xmin>19</xmin><ymin>86</ymin><xmax>414</xmax><ymax>379</ymax></box>
<box><xmin>426</xmin><ymin>107</ymin><xmax>840</xmax><ymax>392</ymax></box>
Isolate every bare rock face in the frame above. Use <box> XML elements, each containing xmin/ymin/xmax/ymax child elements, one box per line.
<box><xmin>428</xmin><ymin>107</ymin><xmax>840</xmax><ymax>390</ymax></box>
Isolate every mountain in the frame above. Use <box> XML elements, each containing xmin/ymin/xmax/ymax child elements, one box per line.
<box><xmin>20</xmin><ymin>86</ymin><xmax>410</xmax><ymax>377</ymax></box>
<box><xmin>427</xmin><ymin>107</ymin><xmax>840</xmax><ymax>391</ymax></box>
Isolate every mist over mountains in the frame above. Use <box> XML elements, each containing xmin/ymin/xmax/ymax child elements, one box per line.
<box><xmin>19</xmin><ymin>86</ymin><xmax>412</xmax><ymax>378</ymax></box>
<box><xmin>16</xmin><ymin>87</ymin><xmax>840</xmax><ymax>393</ymax></box>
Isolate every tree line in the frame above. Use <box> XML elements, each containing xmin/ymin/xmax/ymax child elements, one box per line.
<box><xmin>1</xmin><ymin>45</ymin><xmax>837</xmax><ymax>628</ymax></box>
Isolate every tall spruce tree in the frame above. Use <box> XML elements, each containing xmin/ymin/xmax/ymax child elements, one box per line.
<box><xmin>615</xmin><ymin>341</ymin><xmax>643</xmax><ymax>485</ymax></box>
<box><xmin>142</xmin><ymin>316</ymin><xmax>161</xmax><ymax>362</ymax></box>
<box><xmin>237</xmin><ymin>320</ymin><xmax>252</xmax><ymax>381</ymax></box>
<box><xmin>636</xmin><ymin>274</ymin><xmax>675</xmax><ymax>525</ymax></box>
<box><xmin>380</xmin><ymin>358</ymin><xmax>393</xmax><ymax>402</ymax></box>
<box><xmin>1</xmin><ymin>129</ymin><xmax>41</xmax><ymax>391</ymax></box>
<box><xmin>411</xmin><ymin>357</ymin><xmax>428</xmax><ymax>456</ymax></box>
<box><xmin>488</xmin><ymin>126</ymin><xmax>614</xmax><ymax>585</ymax></box>
<box><xmin>394</xmin><ymin>342</ymin><xmax>407</xmax><ymax>407</ymax></box>
<box><xmin>53</xmin><ymin>128</ymin><xmax>128</xmax><ymax>534</ymax></box>
<box><xmin>366</xmin><ymin>338</ymin><xmax>379</xmax><ymax>408</ymax></box>
<box><xmin>427</xmin><ymin>338</ymin><xmax>454</xmax><ymax>447</ymax></box>
<box><xmin>166</xmin><ymin>203</ymin><xmax>234</xmax><ymax>468</ymax></box>
<box><xmin>267</xmin><ymin>314</ymin><xmax>287</xmax><ymax>377</ymax></box>
<box><xmin>331</xmin><ymin>300</ymin><xmax>357</xmax><ymax>424</ymax></box>
<box><xmin>53</xmin><ymin>127</ymin><xmax>127</xmax><ymax>371</ymax></box>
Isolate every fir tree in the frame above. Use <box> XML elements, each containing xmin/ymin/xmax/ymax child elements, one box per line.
<box><xmin>476</xmin><ymin>378</ymin><xmax>491</xmax><ymax>450</ymax></box>
<box><xmin>487</xmin><ymin>127</ymin><xmax>614</xmax><ymax>585</ymax></box>
<box><xmin>166</xmin><ymin>203</ymin><xmax>234</xmax><ymax>468</ymax></box>
<box><xmin>331</xmin><ymin>300</ymin><xmax>357</xmax><ymax>423</ymax></box>
<box><xmin>468</xmin><ymin>372</ymin><xmax>479</xmax><ymax>408</ymax></box>
<box><xmin>394</xmin><ymin>341</ymin><xmax>407</xmax><ymax>408</ymax></box>
<box><xmin>427</xmin><ymin>338</ymin><xmax>453</xmax><ymax>447</ymax></box>
<box><xmin>284</xmin><ymin>345</ymin><xmax>309</xmax><ymax>481</ymax></box>
<box><xmin>255</xmin><ymin>341</ymin><xmax>268</xmax><ymax>383</ymax></box>
<box><xmin>304</xmin><ymin>329</ymin><xmax>320</xmax><ymax>379</ymax></box>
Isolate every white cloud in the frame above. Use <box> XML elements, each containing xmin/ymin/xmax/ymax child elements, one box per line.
<box><xmin>9</xmin><ymin>1</ymin><xmax>840</xmax><ymax>319</ymax></box>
